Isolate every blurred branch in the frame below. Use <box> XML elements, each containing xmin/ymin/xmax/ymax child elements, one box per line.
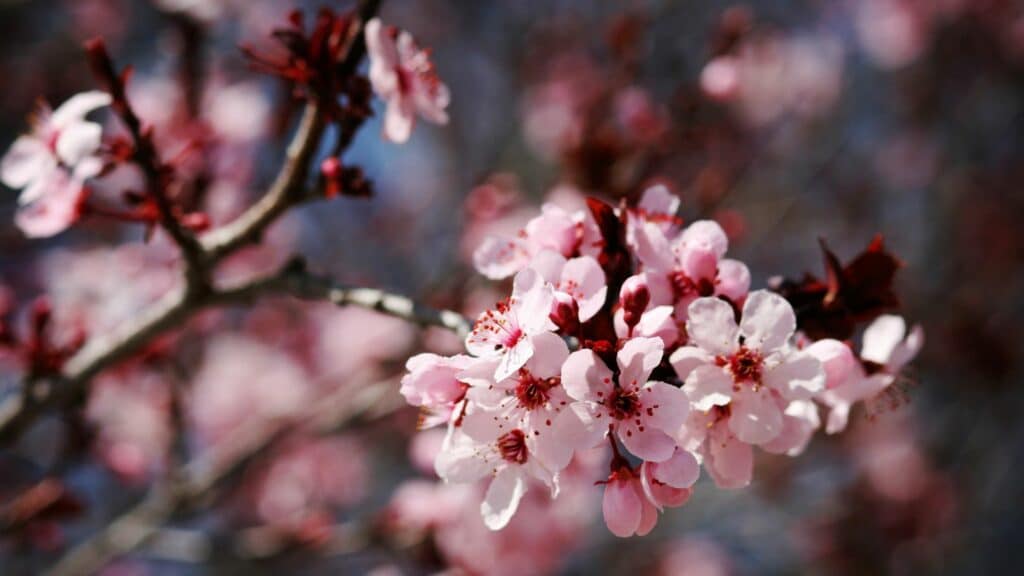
<box><xmin>0</xmin><ymin>0</ymin><xmax>386</xmax><ymax>447</ymax></box>
<box><xmin>45</xmin><ymin>382</ymin><xmax>402</xmax><ymax>576</ymax></box>
<box><xmin>85</xmin><ymin>39</ymin><xmax>209</xmax><ymax>292</ymax></box>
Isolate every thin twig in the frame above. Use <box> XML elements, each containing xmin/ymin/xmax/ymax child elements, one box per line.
<box><xmin>85</xmin><ymin>39</ymin><xmax>209</xmax><ymax>292</ymax></box>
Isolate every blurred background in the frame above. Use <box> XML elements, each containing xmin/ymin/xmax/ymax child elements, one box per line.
<box><xmin>0</xmin><ymin>0</ymin><xmax>1022</xmax><ymax>574</ymax></box>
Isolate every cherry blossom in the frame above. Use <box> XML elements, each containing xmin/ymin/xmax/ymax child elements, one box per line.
<box><xmin>400</xmin><ymin>353</ymin><xmax>474</xmax><ymax>428</ymax></box>
<box><xmin>625</xmin><ymin>184</ymin><xmax>682</xmax><ymax>249</ymax></box>
<box><xmin>562</xmin><ymin>337</ymin><xmax>690</xmax><ymax>462</ymax></box>
<box><xmin>365</xmin><ymin>18</ymin><xmax>450</xmax><ymax>143</ymax></box>
<box><xmin>602</xmin><ymin>464</ymin><xmax>659</xmax><ymax>537</ymax></box>
<box><xmin>434</xmin><ymin>426</ymin><xmax>556</xmax><ymax>530</ymax></box>
<box><xmin>678</xmin><ymin>408</ymin><xmax>755</xmax><ymax>489</ymax></box>
<box><xmin>458</xmin><ymin>332</ymin><xmax>583</xmax><ymax>472</ymax></box>
<box><xmin>633</xmin><ymin>218</ymin><xmax>751</xmax><ymax>318</ymax></box>
<box><xmin>473</xmin><ymin>203</ymin><xmax>595</xmax><ymax>280</ymax></box>
<box><xmin>529</xmin><ymin>250</ymin><xmax>608</xmax><ymax>322</ymax></box>
<box><xmin>2</xmin><ymin>91</ymin><xmax>111</xmax><ymax>237</ymax></box>
<box><xmin>670</xmin><ymin>291</ymin><xmax>825</xmax><ymax>446</ymax></box>
<box><xmin>466</xmin><ymin>268</ymin><xmax>557</xmax><ymax>381</ymax></box>
<box><xmin>809</xmin><ymin>315</ymin><xmax>923</xmax><ymax>433</ymax></box>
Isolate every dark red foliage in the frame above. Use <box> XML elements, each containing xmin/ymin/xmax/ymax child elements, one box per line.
<box><xmin>774</xmin><ymin>235</ymin><xmax>902</xmax><ymax>340</ymax></box>
<box><xmin>241</xmin><ymin>7</ymin><xmax>371</xmax><ymax>123</ymax></box>
<box><xmin>585</xmin><ymin>197</ymin><xmax>632</xmax><ymax>292</ymax></box>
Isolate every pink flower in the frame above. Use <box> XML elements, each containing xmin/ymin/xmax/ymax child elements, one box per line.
<box><xmin>458</xmin><ymin>332</ymin><xmax>583</xmax><ymax>473</ymax></box>
<box><xmin>601</xmin><ymin>448</ymin><xmax>698</xmax><ymax>538</ymax></box>
<box><xmin>2</xmin><ymin>91</ymin><xmax>110</xmax><ymax>237</ymax></box>
<box><xmin>86</xmin><ymin>369</ymin><xmax>171</xmax><ymax>483</ymax></box>
<box><xmin>466</xmin><ymin>268</ymin><xmax>557</xmax><ymax>381</ymax></box>
<box><xmin>400</xmin><ymin>353</ymin><xmax>474</xmax><ymax>428</ymax></box>
<box><xmin>641</xmin><ymin>447</ymin><xmax>700</xmax><ymax>508</ymax></box>
<box><xmin>250</xmin><ymin>437</ymin><xmax>368</xmax><ymax>531</ymax></box>
<box><xmin>625</xmin><ymin>185</ymin><xmax>681</xmax><ymax>252</ymax></box>
<box><xmin>365</xmin><ymin>18</ymin><xmax>450</xmax><ymax>143</ymax></box>
<box><xmin>434</xmin><ymin>427</ymin><xmax>555</xmax><ymax>530</ymax></box>
<box><xmin>614</xmin><ymin>304</ymin><xmax>680</xmax><ymax>348</ymax></box>
<box><xmin>562</xmin><ymin>337</ymin><xmax>690</xmax><ymax>462</ymax></box>
<box><xmin>657</xmin><ymin>536</ymin><xmax>735</xmax><ymax>576</ymax></box>
<box><xmin>473</xmin><ymin>203</ymin><xmax>590</xmax><ymax>280</ymax></box>
<box><xmin>677</xmin><ymin>408</ymin><xmax>754</xmax><ymax>489</ymax></box>
<box><xmin>190</xmin><ymin>335</ymin><xmax>311</xmax><ymax>445</ymax></box>
<box><xmin>670</xmin><ymin>291</ymin><xmax>825</xmax><ymax>446</ymax></box>
<box><xmin>530</xmin><ymin>250</ymin><xmax>608</xmax><ymax>322</ymax></box>
<box><xmin>808</xmin><ymin>315</ymin><xmax>923</xmax><ymax>433</ymax></box>
<box><xmin>633</xmin><ymin>219</ymin><xmax>751</xmax><ymax>318</ymax></box>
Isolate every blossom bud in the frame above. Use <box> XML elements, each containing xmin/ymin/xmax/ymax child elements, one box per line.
<box><xmin>549</xmin><ymin>291</ymin><xmax>580</xmax><ymax>334</ymax></box>
<box><xmin>619</xmin><ymin>274</ymin><xmax>650</xmax><ymax>329</ymax></box>
<box><xmin>321</xmin><ymin>157</ymin><xmax>343</xmax><ymax>198</ymax></box>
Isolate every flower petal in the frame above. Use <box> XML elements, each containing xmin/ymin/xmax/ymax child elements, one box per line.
<box><xmin>481</xmin><ymin>467</ymin><xmax>528</xmax><ymax>530</ymax></box>
<box><xmin>603</xmin><ymin>478</ymin><xmax>642</xmax><ymax>537</ymax></box>
<box><xmin>642</xmin><ymin>381</ymin><xmax>689</xmax><ymax>437</ymax></box>
<box><xmin>617</xmin><ymin>337</ymin><xmax>664</xmax><ymax>390</ymax></box>
<box><xmin>524</xmin><ymin>331</ymin><xmax>569</xmax><ymax>379</ymax></box>
<box><xmin>1</xmin><ymin>136</ymin><xmax>50</xmax><ymax>190</ymax></box>
<box><xmin>561</xmin><ymin>255</ymin><xmax>607</xmax><ymax>322</ymax></box>
<box><xmin>739</xmin><ymin>290</ymin><xmax>796</xmax><ymax>353</ymax></box>
<box><xmin>761</xmin><ymin>399</ymin><xmax>820</xmax><ymax>456</ymax></box>
<box><xmin>650</xmin><ymin>448</ymin><xmax>700</xmax><ymax>488</ymax></box>
<box><xmin>670</xmin><ymin>346</ymin><xmax>714</xmax><ymax>381</ymax></box>
<box><xmin>619</xmin><ymin>421</ymin><xmax>676</xmax><ymax>463</ymax></box>
<box><xmin>495</xmin><ymin>337</ymin><xmax>534</xmax><ymax>382</ymax></box>
<box><xmin>49</xmin><ymin>91</ymin><xmax>111</xmax><ymax>128</ymax></box>
<box><xmin>686</xmin><ymin>297</ymin><xmax>739</xmax><ymax>355</ymax></box>
<box><xmin>434</xmin><ymin>431</ymin><xmax>491</xmax><ymax>483</ymax></box>
<box><xmin>716</xmin><ymin>259</ymin><xmax>751</xmax><ymax>303</ymax></box>
<box><xmin>681</xmin><ymin>220</ymin><xmax>728</xmax><ymax>259</ymax></box>
<box><xmin>684</xmin><ymin>365</ymin><xmax>734</xmax><ymax>411</ymax></box>
<box><xmin>728</xmin><ymin>387</ymin><xmax>784</xmax><ymax>445</ymax></box>
<box><xmin>55</xmin><ymin>121</ymin><xmax>102</xmax><ymax>167</ymax></box>
<box><xmin>705</xmin><ymin>426</ymin><xmax>753</xmax><ymax>489</ymax></box>
<box><xmin>473</xmin><ymin>236</ymin><xmax>529</xmax><ymax>280</ymax></box>
<box><xmin>561</xmin><ymin>350</ymin><xmax>614</xmax><ymax>402</ymax></box>
<box><xmin>763</xmin><ymin>352</ymin><xmax>825</xmax><ymax>400</ymax></box>
<box><xmin>860</xmin><ymin>314</ymin><xmax>906</xmax><ymax>365</ymax></box>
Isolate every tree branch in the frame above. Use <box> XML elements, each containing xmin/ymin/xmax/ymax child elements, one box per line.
<box><xmin>45</xmin><ymin>381</ymin><xmax>402</xmax><ymax>576</ymax></box>
<box><xmin>0</xmin><ymin>0</ymin><xmax>390</xmax><ymax>446</ymax></box>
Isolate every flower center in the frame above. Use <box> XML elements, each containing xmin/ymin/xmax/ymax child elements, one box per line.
<box><xmin>607</xmin><ymin>387</ymin><xmax>641</xmax><ymax>420</ymax></box>
<box><xmin>718</xmin><ymin>346</ymin><xmax>764</xmax><ymax>389</ymax></box>
<box><xmin>497</xmin><ymin>429</ymin><xmax>528</xmax><ymax>464</ymax></box>
<box><xmin>514</xmin><ymin>370</ymin><xmax>556</xmax><ymax>410</ymax></box>
<box><xmin>501</xmin><ymin>327</ymin><xmax>524</xmax><ymax>349</ymax></box>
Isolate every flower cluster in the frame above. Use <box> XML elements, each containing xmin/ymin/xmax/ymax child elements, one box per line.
<box><xmin>401</xmin><ymin>185</ymin><xmax>921</xmax><ymax>536</ymax></box>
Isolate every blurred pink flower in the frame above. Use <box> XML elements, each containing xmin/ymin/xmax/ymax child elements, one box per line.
<box><xmin>190</xmin><ymin>334</ymin><xmax>311</xmax><ymax>445</ymax></box>
<box><xmin>366</xmin><ymin>18</ymin><xmax>450</xmax><ymax>143</ymax></box>
<box><xmin>86</xmin><ymin>368</ymin><xmax>171</xmax><ymax>483</ymax></box>
<box><xmin>2</xmin><ymin>91</ymin><xmax>111</xmax><ymax>237</ymax></box>
<box><xmin>249</xmin><ymin>436</ymin><xmax>368</xmax><ymax>530</ymax></box>
<box><xmin>657</xmin><ymin>536</ymin><xmax>735</xmax><ymax>576</ymax></box>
